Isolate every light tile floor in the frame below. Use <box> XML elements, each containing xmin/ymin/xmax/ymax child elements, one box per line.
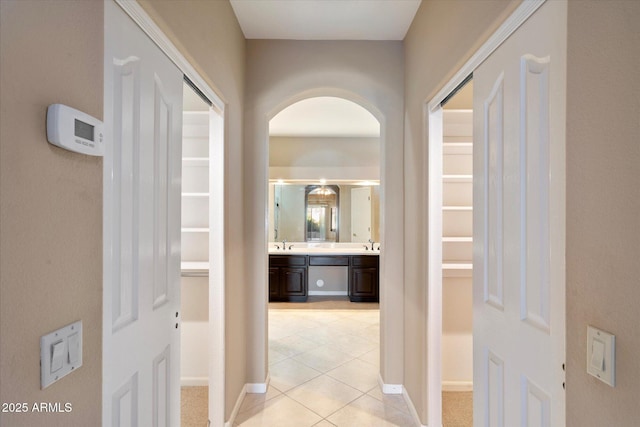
<box><xmin>234</xmin><ymin>308</ymin><xmax>416</xmax><ymax>427</ymax></box>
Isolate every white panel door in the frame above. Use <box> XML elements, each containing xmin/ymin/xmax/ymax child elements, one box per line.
<box><xmin>473</xmin><ymin>1</ymin><xmax>566</xmax><ymax>426</ymax></box>
<box><xmin>104</xmin><ymin>1</ymin><xmax>183</xmax><ymax>426</ymax></box>
<box><xmin>351</xmin><ymin>187</ymin><xmax>372</xmax><ymax>243</ymax></box>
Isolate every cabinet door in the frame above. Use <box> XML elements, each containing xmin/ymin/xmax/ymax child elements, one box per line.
<box><xmin>281</xmin><ymin>267</ymin><xmax>307</xmax><ymax>298</ymax></box>
<box><xmin>269</xmin><ymin>267</ymin><xmax>280</xmax><ymax>299</ymax></box>
<box><xmin>349</xmin><ymin>267</ymin><xmax>379</xmax><ymax>302</ymax></box>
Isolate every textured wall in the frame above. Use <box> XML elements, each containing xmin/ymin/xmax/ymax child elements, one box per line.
<box><xmin>565</xmin><ymin>1</ymin><xmax>640</xmax><ymax>425</ymax></box>
<box><xmin>0</xmin><ymin>0</ymin><xmax>103</xmax><ymax>425</ymax></box>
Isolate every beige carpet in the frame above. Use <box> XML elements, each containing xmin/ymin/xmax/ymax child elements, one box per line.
<box><xmin>181</xmin><ymin>386</ymin><xmax>208</xmax><ymax>427</ymax></box>
<box><xmin>269</xmin><ymin>295</ymin><xmax>379</xmax><ymax>310</ymax></box>
<box><xmin>443</xmin><ymin>391</ymin><xmax>473</xmax><ymax>427</ymax></box>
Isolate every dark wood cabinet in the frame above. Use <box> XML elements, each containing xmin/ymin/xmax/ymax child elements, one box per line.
<box><xmin>309</xmin><ymin>255</ymin><xmax>350</xmax><ymax>266</ymax></box>
<box><xmin>349</xmin><ymin>255</ymin><xmax>379</xmax><ymax>302</ymax></box>
<box><xmin>269</xmin><ymin>255</ymin><xmax>308</xmax><ymax>302</ymax></box>
<box><xmin>268</xmin><ymin>267</ymin><xmax>280</xmax><ymax>300</ymax></box>
<box><xmin>268</xmin><ymin>254</ymin><xmax>379</xmax><ymax>302</ymax></box>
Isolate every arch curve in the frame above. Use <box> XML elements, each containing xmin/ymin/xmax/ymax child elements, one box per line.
<box><xmin>267</xmin><ymin>88</ymin><xmax>386</xmax><ymax>128</ymax></box>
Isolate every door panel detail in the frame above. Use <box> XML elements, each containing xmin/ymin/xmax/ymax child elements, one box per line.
<box><xmin>521</xmin><ymin>376</ymin><xmax>550</xmax><ymax>427</ymax></box>
<box><xmin>153</xmin><ymin>76</ymin><xmax>172</xmax><ymax>310</ymax></box>
<box><xmin>153</xmin><ymin>346</ymin><xmax>171</xmax><ymax>427</ymax></box>
<box><xmin>112</xmin><ymin>373</ymin><xmax>139</xmax><ymax>427</ymax></box>
<box><xmin>104</xmin><ymin>2</ymin><xmax>183</xmax><ymax>425</ymax></box>
<box><xmin>483</xmin><ymin>74</ymin><xmax>505</xmax><ymax>311</ymax></box>
<box><xmin>473</xmin><ymin>2</ymin><xmax>566</xmax><ymax>425</ymax></box>
<box><xmin>112</xmin><ymin>58</ymin><xmax>141</xmax><ymax>332</ymax></box>
<box><xmin>486</xmin><ymin>350</ymin><xmax>504</xmax><ymax>427</ymax></box>
<box><xmin>520</xmin><ymin>55</ymin><xmax>551</xmax><ymax>333</ymax></box>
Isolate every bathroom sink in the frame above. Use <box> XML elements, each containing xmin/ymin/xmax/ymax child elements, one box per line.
<box><xmin>268</xmin><ymin>244</ymin><xmax>379</xmax><ymax>255</ymax></box>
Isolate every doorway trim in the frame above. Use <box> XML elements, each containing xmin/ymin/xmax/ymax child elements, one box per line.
<box><xmin>425</xmin><ymin>1</ymin><xmax>545</xmax><ymax>426</ymax></box>
<box><xmin>109</xmin><ymin>1</ymin><xmax>227</xmax><ymax>426</ymax></box>
<box><xmin>264</xmin><ymin>89</ymin><xmax>390</xmax><ymax>385</ymax></box>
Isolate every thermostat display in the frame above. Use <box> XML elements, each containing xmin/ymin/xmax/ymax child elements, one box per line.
<box><xmin>47</xmin><ymin>104</ymin><xmax>104</xmax><ymax>156</ymax></box>
<box><xmin>75</xmin><ymin>119</ymin><xmax>94</xmax><ymax>141</ymax></box>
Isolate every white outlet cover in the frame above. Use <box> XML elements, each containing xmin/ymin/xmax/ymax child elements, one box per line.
<box><xmin>586</xmin><ymin>325</ymin><xmax>615</xmax><ymax>387</ymax></box>
<box><xmin>40</xmin><ymin>320</ymin><xmax>83</xmax><ymax>389</ymax></box>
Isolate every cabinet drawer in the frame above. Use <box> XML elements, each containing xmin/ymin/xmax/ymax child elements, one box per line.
<box><xmin>309</xmin><ymin>255</ymin><xmax>350</xmax><ymax>266</ymax></box>
<box><xmin>350</xmin><ymin>255</ymin><xmax>379</xmax><ymax>268</ymax></box>
<box><xmin>269</xmin><ymin>255</ymin><xmax>307</xmax><ymax>267</ymax></box>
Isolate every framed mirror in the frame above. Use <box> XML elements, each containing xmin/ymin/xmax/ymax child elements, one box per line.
<box><xmin>305</xmin><ymin>185</ymin><xmax>339</xmax><ymax>242</ymax></box>
<box><xmin>269</xmin><ymin>183</ymin><xmax>379</xmax><ymax>243</ymax></box>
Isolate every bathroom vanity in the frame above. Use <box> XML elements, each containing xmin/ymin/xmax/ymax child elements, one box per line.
<box><xmin>268</xmin><ymin>246</ymin><xmax>379</xmax><ymax>302</ymax></box>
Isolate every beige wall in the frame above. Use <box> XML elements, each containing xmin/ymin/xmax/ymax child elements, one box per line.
<box><xmin>0</xmin><ymin>0</ymin><xmax>244</xmax><ymax>422</ymax></box>
<box><xmin>403</xmin><ymin>0</ymin><xmax>521</xmax><ymax>421</ymax></box>
<box><xmin>3</xmin><ymin>1</ymin><xmax>638</xmax><ymax>425</ymax></box>
<box><xmin>565</xmin><ymin>1</ymin><xmax>640</xmax><ymax>425</ymax></box>
<box><xmin>136</xmin><ymin>0</ymin><xmax>247</xmax><ymax>419</ymax></box>
<box><xmin>443</xmin><ymin>82</ymin><xmax>473</xmax><ymax>110</ymax></box>
<box><xmin>244</xmin><ymin>40</ymin><xmax>405</xmax><ymax>386</ymax></box>
<box><xmin>270</xmin><ymin>136</ymin><xmax>380</xmax><ymax>168</ymax></box>
<box><xmin>0</xmin><ymin>0</ymin><xmax>103</xmax><ymax>425</ymax></box>
<box><xmin>269</xmin><ymin>136</ymin><xmax>380</xmax><ymax>181</ymax></box>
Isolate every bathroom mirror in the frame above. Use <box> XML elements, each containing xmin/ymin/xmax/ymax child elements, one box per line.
<box><xmin>269</xmin><ymin>183</ymin><xmax>379</xmax><ymax>243</ymax></box>
<box><xmin>305</xmin><ymin>185</ymin><xmax>339</xmax><ymax>242</ymax></box>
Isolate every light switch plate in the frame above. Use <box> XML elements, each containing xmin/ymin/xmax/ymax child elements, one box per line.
<box><xmin>40</xmin><ymin>320</ymin><xmax>82</xmax><ymax>389</ymax></box>
<box><xmin>586</xmin><ymin>325</ymin><xmax>615</xmax><ymax>387</ymax></box>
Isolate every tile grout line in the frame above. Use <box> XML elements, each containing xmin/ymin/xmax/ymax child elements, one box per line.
<box><xmin>237</xmin><ymin>307</ymin><xmax>415</xmax><ymax>426</ymax></box>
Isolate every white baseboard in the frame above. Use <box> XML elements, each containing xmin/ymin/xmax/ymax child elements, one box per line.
<box><xmin>308</xmin><ymin>290</ymin><xmax>348</xmax><ymax>296</ymax></box>
<box><xmin>246</xmin><ymin>373</ymin><xmax>270</xmax><ymax>393</ymax></box>
<box><xmin>377</xmin><ymin>374</ymin><xmax>403</xmax><ymax>394</ymax></box>
<box><xmin>402</xmin><ymin>388</ymin><xmax>429</xmax><ymax>427</ymax></box>
<box><xmin>181</xmin><ymin>376</ymin><xmax>208</xmax><ymax>387</ymax></box>
<box><xmin>442</xmin><ymin>381</ymin><xmax>473</xmax><ymax>392</ymax></box>
<box><xmin>225</xmin><ymin>375</ymin><xmax>270</xmax><ymax>427</ymax></box>
<box><xmin>224</xmin><ymin>384</ymin><xmax>247</xmax><ymax>427</ymax></box>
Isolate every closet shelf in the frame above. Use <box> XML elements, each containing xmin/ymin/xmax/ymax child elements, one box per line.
<box><xmin>443</xmin><ymin>262</ymin><xmax>473</xmax><ymax>269</ymax></box>
<box><xmin>442</xmin><ymin>109</ymin><xmax>473</xmax><ymax>279</ymax></box>
<box><xmin>182</xmin><ymin>227</ymin><xmax>209</xmax><ymax>233</ymax></box>
<box><xmin>443</xmin><ymin>142</ymin><xmax>473</xmax><ymax>155</ymax></box>
<box><xmin>182</xmin><ymin>110</ymin><xmax>210</xmax><ymax>268</ymax></box>
<box><xmin>183</xmin><ymin>157</ymin><xmax>209</xmax><ymax>166</ymax></box>
<box><xmin>182</xmin><ymin>192</ymin><xmax>209</xmax><ymax>198</ymax></box>
<box><xmin>443</xmin><ymin>262</ymin><xmax>473</xmax><ymax>278</ymax></box>
<box><xmin>443</xmin><ymin>174</ymin><xmax>472</xmax><ymax>183</ymax></box>
<box><xmin>181</xmin><ymin>261</ymin><xmax>209</xmax><ymax>277</ymax></box>
<box><xmin>443</xmin><ymin>206</ymin><xmax>473</xmax><ymax>211</ymax></box>
<box><xmin>443</xmin><ymin>237</ymin><xmax>473</xmax><ymax>243</ymax></box>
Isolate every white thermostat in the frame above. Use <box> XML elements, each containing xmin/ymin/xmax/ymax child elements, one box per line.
<box><xmin>47</xmin><ymin>104</ymin><xmax>104</xmax><ymax>156</ymax></box>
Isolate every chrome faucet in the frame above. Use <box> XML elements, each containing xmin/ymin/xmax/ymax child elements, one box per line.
<box><xmin>275</xmin><ymin>239</ymin><xmax>292</xmax><ymax>250</ymax></box>
<box><xmin>368</xmin><ymin>239</ymin><xmax>375</xmax><ymax>251</ymax></box>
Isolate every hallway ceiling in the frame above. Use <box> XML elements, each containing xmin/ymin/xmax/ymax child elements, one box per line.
<box><xmin>229</xmin><ymin>0</ymin><xmax>422</xmax><ymax>40</ymax></box>
<box><xmin>231</xmin><ymin>1</ymin><xmax>412</xmax><ymax>136</ymax></box>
